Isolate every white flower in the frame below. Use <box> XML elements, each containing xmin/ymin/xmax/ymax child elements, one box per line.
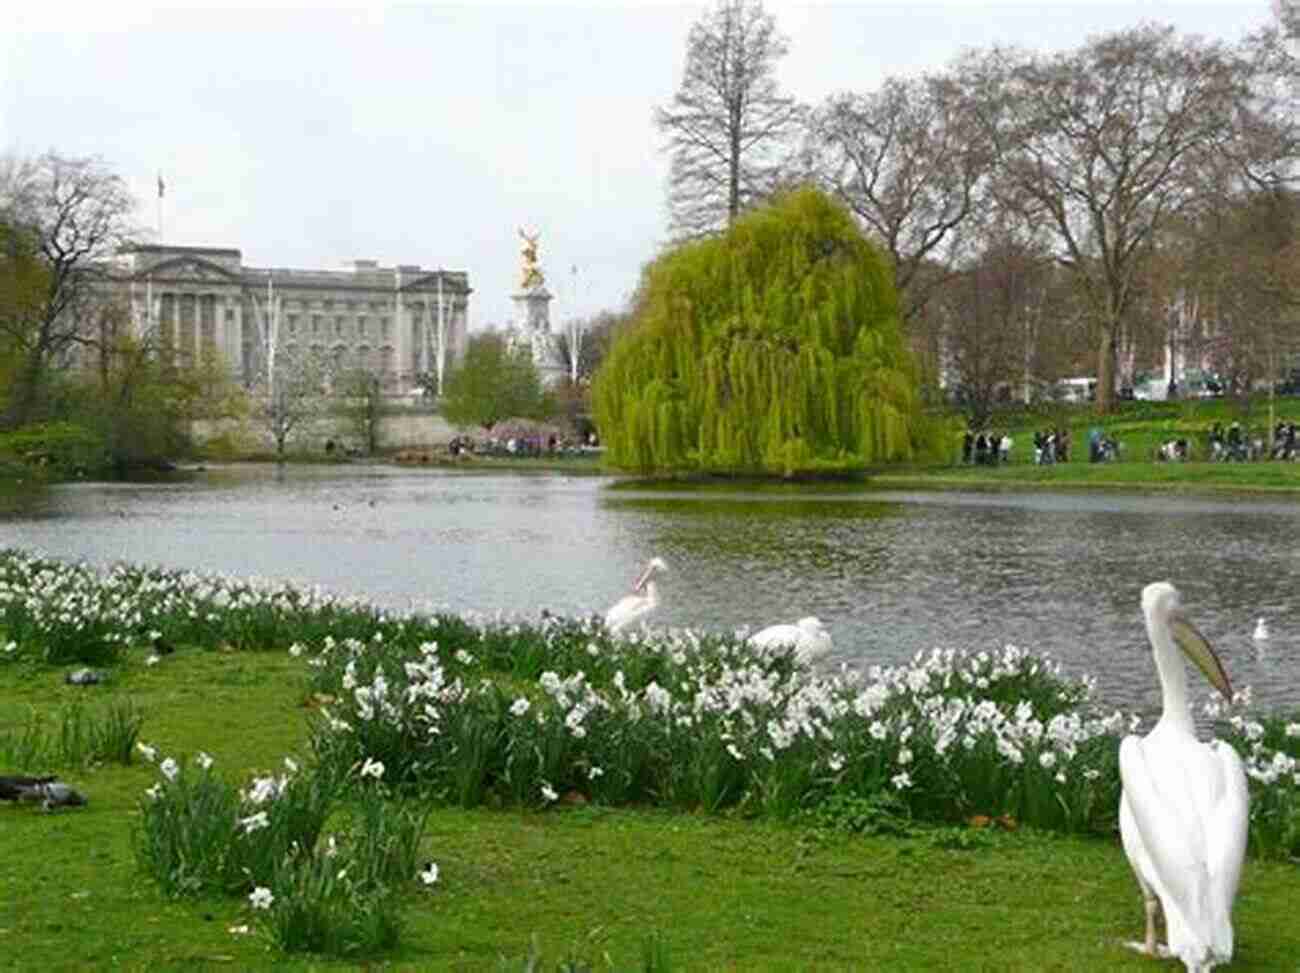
<box><xmin>1286</xmin><ymin>723</ymin><xmax>1300</xmax><ymax>738</ymax></box>
<box><xmin>324</xmin><ymin>835</ymin><xmax>339</xmax><ymax>858</ymax></box>
<box><xmin>283</xmin><ymin>757</ymin><xmax>299</xmax><ymax>774</ymax></box>
<box><xmin>288</xmin><ymin>643</ymin><xmax>304</xmax><ymax>657</ymax></box>
<box><xmin>454</xmin><ymin>649</ymin><xmax>474</xmax><ymax>665</ymax></box>
<box><xmin>2</xmin><ymin>641</ymin><xmax>15</xmax><ymax>653</ymax></box>
<box><xmin>228</xmin><ymin>924</ymin><xmax>251</xmax><ymax>935</ymax></box>
<box><xmin>827</xmin><ymin>752</ymin><xmax>845</xmax><ymax>772</ymax></box>
<box><xmin>144</xmin><ymin>783</ymin><xmax>162</xmax><ymax>801</ymax></box>
<box><xmin>245</xmin><ymin>775</ymin><xmax>279</xmax><ymax>805</ymax></box>
<box><xmin>137</xmin><ymin>742</ymin><xmax>157</xmax><ymax>762</ymax></box>
<box><xmin>1083</xmin><ymin>768</ymin><xmax>1101</xmax><ymax>781</ymax></box>
<box><xmin>145</xmin><ymin>654</ymin><xmax>161</xmax><ymax>667</ymax></box>
<box><xmin>240</xmin><ymin>811</ymin><xmax>270</xmax><ymax>834</ymax></box>
<box><xmin>726</xmin><ymin>743</ymin><xmax>745</xmax><ymax>762</ymax></box>
<box><xmin>869</xmin><ymin>721</ymin><xmax>887</xmax><ymax>741</ymax></box>
<box><xmin>588</xmin><ymin>766</ymin><xmax>604</xmax><ymax>780</ymax></box>
<box><xmin>159</xmin><ymin>757</ymin><xmax>179</xmax><ymax>781</ymax></box>
<box><xmin>1038</xmin><ymin>751</ymin><xmax>1057</xmax><ymax>769</ymax></box>
<box><xmin>897</xmin><ymin>747</ymin><xmax>913</xmax><ymax>766</ymax></box>
<box><xmin>419</xmin><ymin>862</ymin><xmax>440</xmax><ymax>886</ymax></box>
<box><xmin>891</xmin><ymin>771</ymin><xmax>913</xmax><ymax>790</ymax></box>
<box><xmin>248</xmin><ymin>886</ymin><xmax>274</xmax><ymax>910</ymax></box>
<box><xmin>540</xmin><ymin>782</ymin><xmax>558</xmax><ymax>803</ymax></box>
<box><xmin>510</xmin><ymin>697</ymin><xmax>531</xmax><ymax>717</ymax></box>
<box><xmin>196</xmin><ymin>751</ymin><xmax>214</xmax><ymax>770</ymax></box>
<box><xmin>360</xmin><ymin>757</ymin><xmax>385</xmax><ymax>780</ymax></box>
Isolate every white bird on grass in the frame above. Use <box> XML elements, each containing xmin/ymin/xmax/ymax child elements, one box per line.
<box><xmin>604</xmin><ymin>557</ymin><xmax>668</xmax><ymax>634</ymax></box>
<box><xmin>1253</xmin><ymin>617</ymin><xmax>1269</xmax><ymax>641</ymax></box>
<box><xmin>747</xmin><ymin>617</ymin><xmax>833</xmax><ymax>665</ymax></box>
<box><xmin>1119</xmin><ymin>581</ymin><xmax>1247</xmax><ymax>972</ymax></box>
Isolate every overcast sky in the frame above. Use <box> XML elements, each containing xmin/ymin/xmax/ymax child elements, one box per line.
<box><xmin>1</xmin><ymin>1</ymin><xmax>1274</xmax><ymax>330</ymax></box>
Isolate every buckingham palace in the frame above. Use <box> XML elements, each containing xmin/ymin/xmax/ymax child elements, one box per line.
<box><xmin>102</xmin><ymin>244</ymin><xmax>471</xmax><ymax>393</ymax></box>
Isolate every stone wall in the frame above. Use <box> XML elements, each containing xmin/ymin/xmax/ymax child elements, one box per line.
<box><xmin>191</xmin><ymin>408</ymin><xmax>461</xmax><ymax>455</ymax></box>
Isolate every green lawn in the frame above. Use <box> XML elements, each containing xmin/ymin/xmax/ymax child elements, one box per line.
<box><xmin>2</xmin><ymin>651</ymin><xmax>1298</xmax><ymax>971</ymax></box>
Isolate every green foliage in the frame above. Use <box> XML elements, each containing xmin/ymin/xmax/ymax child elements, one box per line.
<box><xmin>132</xmin><ymin>753</ymin><xmax>342</xmax><ymax>899</ymax></box>
<box><xmin>805</xmin><ymin>791</ymin><xmax>916</xmax><ymax>837</ymax></box>
<box><xmin>0</xmin><ymin>698</ymin><xmax>142</xmax><ymax>770</ymax></box>
<box><xmin>259</xmin><ymin>844</ymin><xmax>404</xmax><ymax>957</ymax></box>
<box><xmin>0</xmin><ymin>421</ymin><xmax>104</xmax><ymax>476</ymax></box>
<box><xmin>441</xmin><ymin>333</ymin><xmax>555</xmax><ymax>432</ymax></box>
<box><xmin>593</xmin><ymin>187</ymin><xmax>945</xmax><ymax>475</ymax></box>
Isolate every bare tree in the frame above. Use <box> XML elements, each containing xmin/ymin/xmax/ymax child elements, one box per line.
<box><xmin>254</xmin><ymin>347</ymin><xmax>333</xmax><ymax>460</ymax></box>
<box><xmin>933</xmin><ymin>229</ymin><xmax>1070</xmax><ymax>426</ymax></box>
<box><xmin>0</xmin><ymin>152</ymin><xmax>138</xmax><ymax>427</ymax></box>
<box><xmin>654</xmin><ymin>0</ymin><xmax>804</xmax><ymax>237</ymax></box>
<box><xmin>553</xmin><ymin>309</ymin><xmax>630</xmax><ymax>384</ymax></box>
<box><xmin>807</xmin><ymin>67</ymin><xmax>996</xmax><ymax>326</ymax></box>
<box><xmin>987</xmin><ymin>26</ymin><xmax>1291</xmax><ymax>412</ymax></box>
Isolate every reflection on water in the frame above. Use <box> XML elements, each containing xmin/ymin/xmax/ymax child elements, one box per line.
<box><xmin>3</xmin><ymin>466</ymin><xmax>1299</xmax><ymax>713</ymax></box>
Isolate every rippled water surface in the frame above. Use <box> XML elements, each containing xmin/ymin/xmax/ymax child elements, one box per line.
<box><xmin>4</xmin><ymin>465</ymin><xmax>1299</xmax><ymax>713</ymax></box>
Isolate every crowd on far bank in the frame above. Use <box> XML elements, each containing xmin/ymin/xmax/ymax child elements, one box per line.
<box><xmin>963</xmin><ymin>418</ymin><xmax>1300</xmax><ymax>467</ymax></box>
<box><xmin>962</xmin><ymin>426</ymin><xmax>1119</xmax><ymax>466</ymax></box>
<box><xmin>447</xmin><ymin>432</ymin><xmax>600</xmax><ymax>459</ymax></box>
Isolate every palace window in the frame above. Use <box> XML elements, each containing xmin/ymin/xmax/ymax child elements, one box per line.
<box><xmin>357</xmin><ymin>316</ymin><xmax>368</xmax><ymax>338</ymax></box>
<box><xmin>287</xmin><ymin>315</ymin><xmax>298</xmax><ymax>335</ymax></box>
<box><xmin>312</xmin><ymin>315</ymin><xmax>322</xmax><ymax>335</ymax></box>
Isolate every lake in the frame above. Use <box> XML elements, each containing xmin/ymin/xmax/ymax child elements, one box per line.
<box><xmin>3</xmin><ymin>465</ymin><xmax>1298</xmax><ymax>715</ymax></box>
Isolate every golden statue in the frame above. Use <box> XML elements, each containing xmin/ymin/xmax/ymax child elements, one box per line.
<box><xmin>518</xmin><ymin>227</ymin><xmax>545</xmax><ymax>289</ymax></box>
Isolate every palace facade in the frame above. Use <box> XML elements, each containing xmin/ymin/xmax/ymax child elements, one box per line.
<box><xmin>99</xmin><ymin>245</ymin><xmax>470</xmax><ymax>393</ymax></box>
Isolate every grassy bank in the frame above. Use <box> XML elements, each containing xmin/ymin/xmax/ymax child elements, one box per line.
<box><xmin>3</xmin><ymin>653</ymin><xmax>1299</xmax><ymax>972</ymax></box>
<box><xmin>2</xmin><ymin>551</ymin><xmax>1299</xmax><ymax>968</ymax></box>
<box><xmin>0</xmin><ymin>650</ymin><xmax>1294</xmax><ymax>967</ymax></box>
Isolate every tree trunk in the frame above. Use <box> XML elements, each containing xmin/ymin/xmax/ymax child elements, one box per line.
<box><xmin>1095</xmin><ymin>326</ymin><xmax>1116</xmax><ymax>415</ymax></box>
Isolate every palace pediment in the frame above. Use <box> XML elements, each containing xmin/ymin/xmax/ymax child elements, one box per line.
<box><xmin>137</xmin><ymin>255</ymin><xmax>240</xmax><ymax>284</ymax></box>
<box><xmin>402</xmin><ymin>271</ymin><xmax>471</xmax><ymax>295</ymax></box>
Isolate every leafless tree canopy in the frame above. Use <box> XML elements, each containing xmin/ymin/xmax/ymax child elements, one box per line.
<box><xmin>654</xmin><ymin>0</ymin><xmax>803</xmax><ymax>239</ymax></box>
<box><xmin>986</xmin><ymin>25</ymin><xmax>1290</xmax><ymax>409</ymax></box>
<box><xmin>807</xmin><ymin>69</ymin><xmax>996</xmax><ymax>325</ymax></box>
<box><xmin>0</xmin><ymin>152</ymin><xmax>138</xmax><ymax>426</ymax></box>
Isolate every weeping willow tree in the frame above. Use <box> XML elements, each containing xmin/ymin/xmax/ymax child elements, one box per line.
<box><xmin>593</xmin><ymin>187</ymin><xmax>945</xmax><ymax>475</ymax></box>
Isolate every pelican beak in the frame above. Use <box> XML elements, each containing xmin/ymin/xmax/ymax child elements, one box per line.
<box><xmin>632</xmin><ymin>563</ymin><xmax>653</xmax><ymax>594</ymax></box>
<box><xmin>1170</xmin><ymin>613</ymin><xmax>1234</xmax><ymax>701</ymax></box>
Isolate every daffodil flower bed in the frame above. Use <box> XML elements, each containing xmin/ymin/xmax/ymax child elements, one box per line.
<box><xmin>3</xmin><ymin>546</ymin><xmax>1297</xmax><ymax>865</ymax></box>
<box><xmin>132</xmin><ymin>744</ymin><xmax>429</xmax><ymax>955</ymax></box>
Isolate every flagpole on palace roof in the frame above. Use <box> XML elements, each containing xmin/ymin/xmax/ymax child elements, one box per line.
<box><xmin>156</xmin><ymin>172</ymin><xmax>165</xmax><ymax>244</ymax></box>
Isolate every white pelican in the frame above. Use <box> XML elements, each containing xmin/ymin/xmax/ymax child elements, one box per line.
<box><xmin>1252</xmin><ymin>617</ymin><xmax>1269</xmax><ymax>641</ymax></box>
<box><xmin>1119</xmin><ymin>582</ymin><xmax>1248</xmax><ymax>972</ymax></box>
<box><xmin>747</xmin><ymin>617</ymin><xmax>833</xmax><ymax>665</ymax></box>
<box><xmin>604</xmin><ymin>557</ymin><xmax>668</xmax><ymax>634</ymax></box>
